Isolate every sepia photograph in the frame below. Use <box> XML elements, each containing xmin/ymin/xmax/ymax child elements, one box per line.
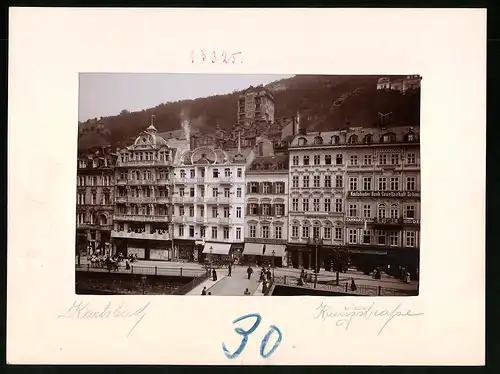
<box><xmin>75</xmin><ymin>73</ymin><xmax>421</xmax><ymax>296</ymax></box>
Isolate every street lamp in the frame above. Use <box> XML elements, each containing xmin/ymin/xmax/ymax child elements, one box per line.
<box><xmin>313</xmin><ymin>236</ymin><xmax>320</xmax><ymax>289</ymax></box>
<box><xmin>141</xmin><ymin>275</ymin><xmax>147</xmax><ymax>295</ymax></box>
<box><xmin>272</xmin><ymin>249</ymin><xmax>275</xmax><ymax>279</ymax></box>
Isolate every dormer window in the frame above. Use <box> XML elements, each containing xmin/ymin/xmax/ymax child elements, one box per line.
<box><xmin>314</xmin><ymin>136</ymin><xmax>323</xmax><ymax>145</ymax></box>
<box><xmin>405</xmin><ymin>132</ymin><xmax>417</xmax><ymax>142</ymax></box>
<box><xmin>381</xmin><ymin>133</ymin><xmax>396</xmax><ymax>143</ymax></box>
<box><xmin>330</xmin><ymin>135</ymin><xmax>340</xmax><ymax>145</ymax></box>
<box><xmin>298</xmin><ymin>137</ymin><xmax>307</xmax><ymax>146</ymax></box>
<box><xmin>364</xmin><ymin>134</ymin><xmax>373</xmax><ymax>144</ymax></box>
<box><xmin>348</xmin><ymin>134</ymin><xmax>358</xmax><ymax>144</ymax></box>
<box><xmin>79</xmin><ymin>159</ymin><xmax>87</xmax><ymax>168</ymax></box>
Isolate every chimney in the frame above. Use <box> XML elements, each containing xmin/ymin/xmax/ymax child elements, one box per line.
<box><xmin>299</xmin><ymin>127</ymin><xmax>306</xmax><ymax>135</ymax></box>
<box><xmin>292</xmin><ymin>116</ymin><xmax>296</xmax><ymax>136</ymax></box>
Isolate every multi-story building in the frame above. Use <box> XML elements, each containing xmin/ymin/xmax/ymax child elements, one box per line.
<box><xmin>111</xmin><ymin>123</ymin><xmax>176</xmax><ymax>260</ymax></box>
<box><xmin>342</xmin><ymin>126</ymin><xmax>420</xmax><ymax>278</ymax></box>
<box><xmin>170</xmin><ymin>145</ymin><xmax>255</xmax><ymax>263</ymax></box>
<box><xmin>243</xmin><ymin>154</ymin><xmax>289</xmax><ymax>267</ymax></box>
<box><xmin>287</xmin><ymin>130</ymin><xmax>346</xmax><ymax>270</ymax></box>
<box><xmin>287</xmin><ymin>126</ymin><xmax>420</xmax><ymax>277</ymax></box>
<box><xmin>238</xmin><ymin>85</ymin><xmax>275</xmax><ymax>125</ymax></box>
<box><xmin>76</xmin><ymin>144</ymin><xmax>117</xmax><ymax>256</ymax></box>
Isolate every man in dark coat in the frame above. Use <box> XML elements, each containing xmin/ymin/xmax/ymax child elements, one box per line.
<box><xmin>247</xmin><ymin>266</ymin><xmax>253</xmax><ymax>280</ymax></box>
<box><xmin>212</xmin><ymin>268</ymin><xmax>217</xmax><ymax>281</ymax></box>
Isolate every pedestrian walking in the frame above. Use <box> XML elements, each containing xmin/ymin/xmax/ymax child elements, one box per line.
<box><xmin>350</xmin><ymin>278</ymin><xmax>357</xmax><ymax>292</ymax></box>
<box><xmin>228</xmin><ymin>263</ymin><xmax>232</xmax><ymax>277</ymax></box>
<box><xmin>405</xmin><ymin>272</ymin><xmax>411</xmax><ymax>284</ymax></box>
<box><xmin>247</xmin><ymin>266</ymin><xmax>253</xmax><ymax>280</ymax></box>
<box><xmin>266</xmin><ymin>269</ymin><xmax>272</xmax><ymax>281</ymax></box>
<box><xmin>244</xmin><ymin>288</ymin><xmax>251</xmax><ymax>295</ymax></box>
<box><xmin>125</xmin><ymin>260</ymin><xmax>130</xmax><ymax>270</ymax></box>
<box><xmin>201</xmin><ymin>287</ymin><xmax>207</xmax><ymax>295</ymax></box>
<box><xmin>212</xmin><ymin>268</ymin><xmax>218</xmax><ymax>281</ymax></box>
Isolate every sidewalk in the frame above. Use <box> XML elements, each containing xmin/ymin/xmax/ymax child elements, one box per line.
<box><xmin>187</xmin><ymin>276</ymin><xmax>226</xmax><ymax>295</ymax></box>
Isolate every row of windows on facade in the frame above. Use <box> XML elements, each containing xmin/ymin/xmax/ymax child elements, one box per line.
<box><xmin>77</xmin><ymin>213</ymin><xmax>109</xmax><ymax>225</ymax></box>
<box><xmin>246</xmin><ymin>182</ymin><xmax>286</xmax><ymax>194</ymax></box>
<box><xmin>77</xmin><ymin>192</ymin><xmax>111</xmax><ymax>205</ymax></box>
<box><xmin>177</xmin><ymin>186</ymin><xmax>244</xmax><ymax>198</ymax></box>
<box><xmin>288</xmin><ymin>225</ymin><xmax>418</xmax><ymax>247</ymax></box>
<box><xmin>177</xmin><ymin>205</ymin><xmax>247</xmax><ymax>219</ymax></box>
<box><xmin>290</xmin><ymin>199</ymin><xmax>417</xmax><ymax>218</ymax></box>
<box><xmin>116</xmin><ymin>186</ymin><xmax>169</xmax><ymax>198</ymax></box>
<box><xmin>291</xmin><ymin>175</ymin><xmax>418</xmax><ymax>191</ymax></box>
<box><xmin>77</xmin><ymin>175</ymin><xmax>112</xmax><ymax>186</ymax></box>
<box><xmin>117</xmin><ymin>167</ymin><xmax>245</xmax><ymax>181</ymax></box>
<box><xmin>178</xmin><ymin>225</ymin><xmax>243</xmax><ymax>240</ymax></box>
<box><xmin>297</xmin><ymin>132</ymin><xmax>418</xmax><ymax>146</ymax></box>
<box><xmin>119</xmin><ymin>151</ymin><xmax>170</xmax><ymax>163</ymax></box>
<box><xmin>78</xmin><ymin>158</ymin><xmax>112</xmax><ymax>169</ymax></box>
<box><xmin>291</xmin><ymin>153</ymin><xmax>418</xmax><ymax>167</ymax></box>
<box><xmin>116</xmin><ymin>205</ymin><xmax>169</xmax><ymax>215</ymax></box>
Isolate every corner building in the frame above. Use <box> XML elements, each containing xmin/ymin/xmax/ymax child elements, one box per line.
<box><xmin>287</xmin><ymin>126</ymin><xmax>420</xmax><ymax>276</ymax></box>
<box><xmin>112</xmin><ymin>124</ymin><xmax>176</xmax><ymax>260</ymax></box>
<box><xmin>342</xmin><ymin>126</ymin><xmax>420</xmax><ymax>278</ymax></box>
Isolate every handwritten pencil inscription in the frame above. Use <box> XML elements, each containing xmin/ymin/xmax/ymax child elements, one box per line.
<box><xmin>190</xmin><ymin>50</ymin><xmax>243</xmax><ymax>64</ymax></box>
<box><xmin>314</xmin><ymin>301</ymin><xmax>424</xmax><ymax>335</ymax></box>
<box><xmin>58</xmin><ymin>301</ymin><xmax>150</xmax><ymax>337</ymax></box>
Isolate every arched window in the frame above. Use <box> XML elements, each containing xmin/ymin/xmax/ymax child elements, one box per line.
<box><xmin>99</xmin><ymin>214</ymin><xmax>108</xmax><ymax>225</ymax></box>
<box><xmin>390</xmin><ymin>204</ymin><xmax>399</xmax><ymax>219</ymax></box>
<box><xmin>330</xmin><ymin>135</ymin><xmax>340</xmax><ymax>144</ymax></box>
<box><xmin>364</xmin><ymin>134</ymin><xmax>373</xmax><ymax>144</ymax></box>
<box><xmin>378</xmin><ymin>204</ymin><xmax>386</xmax><ymax>219</ymax></box>
<box><xmin>314</xmin><ymin>136</ymin><xmax>323</xmax><ymax>145</ymax></box>
<box><xmin>298</xmin><ymin>137</ymin><xmax>307</xmax><ymax>146</ymax></box>
<box><xmin>348</xmin><ymin>134</ymin><xmax>358</xmax><ymax>144</ymax></box>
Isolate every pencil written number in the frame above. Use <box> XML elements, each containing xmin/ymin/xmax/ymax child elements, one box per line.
<box><xmin>190</xmin><ymin>50</ymin><xmax>243</xmax><ymax>64</ymax></box>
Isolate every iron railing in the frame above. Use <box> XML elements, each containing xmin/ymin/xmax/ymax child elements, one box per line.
<box><xmin>273</xmin><ymin>275</ymin><xmax>417</xmax><ymax>296</ymax></box>
<box><xmin>76</xmin><ymin>263</ymin><xmax>206</xmax><ymax>278</ymax></box>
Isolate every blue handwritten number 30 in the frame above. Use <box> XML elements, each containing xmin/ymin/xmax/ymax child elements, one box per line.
<box><xmin>222</xmin><ymin>313</ymin><xmax>283</xmax><ymax>359</ymax></box>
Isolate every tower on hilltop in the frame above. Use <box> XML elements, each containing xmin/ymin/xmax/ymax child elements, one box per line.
<box><xmin>237</xmin><ymin>85</ymin><xmax>275</xmax><ymax>125</ymax></box>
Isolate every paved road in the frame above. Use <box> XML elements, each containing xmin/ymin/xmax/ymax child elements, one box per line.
<box><xmin>207</xmin><ymin>270</ymin><xmax>259</xmax><ymax>296</ymax></box>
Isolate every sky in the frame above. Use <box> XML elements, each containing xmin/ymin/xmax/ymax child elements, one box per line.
<box><xmin>78</xmin><ymin>73</ymin><xmax>294</xmax><ymax>122</ymax></box>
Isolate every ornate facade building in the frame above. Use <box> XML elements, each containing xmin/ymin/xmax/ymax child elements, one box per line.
<box><xmin>76</xmin><ymin>145</ymin><xmax>117</xmax><ymax>255</ymax></box>
<box><xmin>287</xmin><ymin>126</ymin><xmax>420</xmax><ymax>276</ymax></box>
<box><xmin>243</xmin><ymin>154</ymin><xmax>289</xmax><ymax>267</ymax></box>
<box><xmin>171</xmin><ymin>144</ymin><xmax>255</xmax><ymax>263</ymax></box>
<box><xmin>111</xmin><ymin>124</ymin><xmax>176</xmax><ymax>260</ymax></box>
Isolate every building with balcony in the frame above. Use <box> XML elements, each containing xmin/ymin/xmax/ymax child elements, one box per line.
<box><xmin>170</xmin><ymin>144</ymin><xmax>256</xmax><ymax>263</ymax></box>
<box><xmin>244</xmin><ymin>155</ymin><xmax>289</xmax><ymax>267</ymax></box>
<box><xmin>76</xmin><ymin>143</ymin><xmax>117</xmax><ymax>256</ymax></box>
<box><xmin>287</xmin><ymin>125</ymin><xmax>420</xmax><ymax>277</ymax></box>
<box><xmin>112</xmin><ymin>123</ymin><xmax>177</xmax><ymax>260</ymax></box>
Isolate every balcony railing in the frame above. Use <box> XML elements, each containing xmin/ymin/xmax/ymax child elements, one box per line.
<box><xmin>217</xmin><ymin>197</ymin><xmax>231</xmax><ymax>204</ymax></box>
<box><xmin>127</xmin><ymin>179</ymin><xmax>157</xmax><ymax>186</ymax></box>
<box><xmin>174</xmin><ymin>177</ymin><xmax>188</xmax><ymax>184</ymax></box>
<box><xmin>113</xmin><ymin>214</ymin><xmax>170</xmax><ymax>222</ymax></box>
<box><xmin>172</xmin><ymin>216</ymin><xmax>188</xmax><ymax>223</ymax></box>
<box><xmin>157</xmin><ymin>178</ymin><xmax>170</xmax><ymax>185</ymax></box>
<box><xmin>117</xmin><ymin>160</ymin><xmax>171</xmax><ymax>167</ymax></box>
<box><xmin>205</xmin><ymin>197</ymin><xmax>218</xmax><ymax>204</ymax></box>
<box><xmin>195</xmin><ymin>197</ymin><xmax>205</xmax><ymax>204</ymax></box>
<box><xmin>196</xmin><ymin>177</ymin><xmax>205</xmax><ymax>184</ymax></box>
<box><xmin>218</xmin><ymin>177</ymin><xmax>232</xmax><ymax>184</ymax></box>
<box><xmin>111</xmin><ymin>230</ymin><xmax>171</xmax><ymax>241</ymax></box>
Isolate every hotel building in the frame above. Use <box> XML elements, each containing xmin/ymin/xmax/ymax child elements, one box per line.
<box><xmin>111</xmin><ymin>124</ymin><xmax>176</xmax><ymax>260</ymax></box>
<box><xmin>287</xmin><ymin>126</ymin><xmax>420</xmax><ymax>276</ymax></box>
<box><xmin>243</xmin><ymin>154</ymin><xmax>289</xmax><ymax>267</ymax></box>
<box><xmin>170</xmin><ymin>145</ymin><xmax>255</xmax><ymax>263</ymax></box>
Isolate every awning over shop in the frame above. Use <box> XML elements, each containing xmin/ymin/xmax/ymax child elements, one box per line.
<box><xmin>202</xmin><ymin>242</ymin><xmax>232</xmax><ymax>255</ymax></box>
<box><xmin>264</xmin><ymin>244</ymin><xmax>286</xmax><ymax>258</ymax></box>
<box><xmin>243</xmin><ymin>243</ymin><xmax>265</xmax><ymax>256</ymax></box>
